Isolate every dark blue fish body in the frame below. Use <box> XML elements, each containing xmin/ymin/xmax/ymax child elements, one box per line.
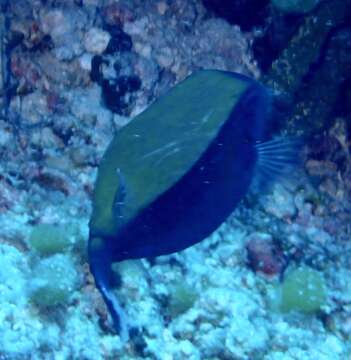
<box><xmin>88</xmin><ymin>70</ymin><xmax>297</xmax><ymax>339</ymax></box>
<box><xmin>108</xmin><ymin>82</ymin><xmax>269</xmax><ymax>260</ymax></box>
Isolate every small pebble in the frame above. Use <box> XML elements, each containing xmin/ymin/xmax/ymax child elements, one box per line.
<box><xmin>260</xmin><ymin>183</ymin><xmax>297</xmax><ymax>219</ymax></box>
<box><xmin>83</xmin><ymin>28</ymin><xmax>111</xmax><ymax>54</ymax></box>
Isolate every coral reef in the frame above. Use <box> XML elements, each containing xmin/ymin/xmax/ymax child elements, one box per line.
<box><xmin>265</xmin><ymin>0</ymin><xmax>351</xmax><ymax>134</ymax></box>
<box><xmin>0</xmin><ymin>0</ymin><xmax>350</xmax><ymax>358</ymax></box>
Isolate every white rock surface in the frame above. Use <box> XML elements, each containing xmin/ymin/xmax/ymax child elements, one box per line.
<box><xmin>83</xmin><ymin>28</ymin><xmax>111</xmax><ymax>54</ymax></box>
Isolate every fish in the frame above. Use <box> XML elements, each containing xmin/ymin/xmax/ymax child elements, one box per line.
<box><xmin>88</xmin><ymin>70</ymin><xmax>300</xmax><ymax>340</ymax></box>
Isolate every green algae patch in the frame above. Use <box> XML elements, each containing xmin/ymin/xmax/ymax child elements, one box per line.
<box><xmin>168</xmin><ymin>283</ymin><xmax>198</xmax><ymax>318</ymax></box>
<box><xmin>29</xmin><ymin>254</ymin><xmax>78</xmax><ymax>307</ymax></box>
<box><xmin>277</xmin><ymin>266</ymin><xmax>327</xmax><ymax>314</ymax></box>
<box><xmin>29</xmin><ymin>224</ymin><xmax>71</xmax><ymax>256</ymax></box>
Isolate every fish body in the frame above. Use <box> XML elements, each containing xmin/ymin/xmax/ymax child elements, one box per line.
<box><xmin>88</xmin><ymin>70</ymin><xmax>294</xmax><ymax>339</ymax></box>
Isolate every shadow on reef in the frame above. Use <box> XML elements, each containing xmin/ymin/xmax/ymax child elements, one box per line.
<box><xmin>202</xmin><ymin>0</ymin><xmax>351</xmax><ymax>138</ymax></box>
<box><xmin>202</xmin><ymin>0</ymin><xmax>270</xmax><ymax>31</ymax></box>
<box><xmin>263</xmin><ymin>0</ymin><xmax>351</xmax><ymax>137</ymax></box>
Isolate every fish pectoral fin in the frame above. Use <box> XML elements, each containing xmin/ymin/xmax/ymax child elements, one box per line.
<box><xmin>113</xmin><ymin>168</ymin><xmax>127</xmax><ymax>223</ymax></box>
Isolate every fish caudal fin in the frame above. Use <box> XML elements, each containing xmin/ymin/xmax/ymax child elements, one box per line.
<box><xmin>254</xmin><ymin>137</ymin><xmax>303</xmax><ymax>189</ymax></box>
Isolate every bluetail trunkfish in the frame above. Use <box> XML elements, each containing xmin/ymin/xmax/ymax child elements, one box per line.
<box><xmin>88</xmin><ymin>70</ymin><xmax>300</xmax><ymax>340</ymax></box>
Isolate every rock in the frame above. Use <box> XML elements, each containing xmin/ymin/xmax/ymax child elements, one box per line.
<box><xmin>305</xmin><ymin>227</ymin><xmax>332</xmax><ymax>246</ymax></box>
<box><xmin>40</xmin><ymin>9</ymin><xmax>68</xmax><ymax>40</ymax></box>
<box><xmin>29</xmin><ymin>254</ymin><xmax>78</xmax><ymax>307</ymax></box>
<box><xmin>246</xmin><ymin>232</ymin><xmax>286</xmax><ymax>276</ymax></box>
<box><xmin>265</xmin><ymin>1</ymin><xmax>351</xmax><ymax>135</ymax></box>
<box><xmin>154</xmin><ymin>47</ymin><xmax>174</xmax><ymax>68</ymax></box>
<box><xmin>102</xmin><ymin>2</ymin><xmax>135</xmax><ymax>26</ymax></box>
<box><xmin>36</xmin><ymin>53</ymin><xmax>87</xmax><ymax>87</ymax></box>
<box><xmin>0</xmin><ymin>120</ymin><xmax>13</xmax><ymax>147</ymax></box>
<box><xmin>157</xmin><ymin>2</ymin><xmax>168</xmax><ymax>15</ymax></box>
<box><xmin>0</xmin><ymin>244</ymin><xmax>43</xmax><ymax>357</ymax></box>
<box><xmin>11</xmin><ymin>54</ymin><xmax>41</xmax><ymax>93</ymax></box>
<box><xmin>79</xmin><ymin>53</ymin><xmax>93</xmax><ymax>71</ymax></box>
<box><xmin>306</xmin><ymin>160</ymin><xmax>338</xmax><ymax>177</ymax></box>
<box><xmin>32</xmin><ymin>127</ymin><xmax>64</xmax><ymax>148</ymax></box>
<box><xmin>260</xmin><ymin>183</ymin><xmax>297</xmax><ymax>219</ymax></box>
<box><xmin>252</xmin><ymin>13</ymin><xmax>303</xmax><ymax>71</ymax></box>
<box><xmin>20</xmin><ymin>91</ymin><xmax>49</xmax><ymax>123</ymax></box>
<box><xmin>31</xmin><ymin>166</ymin><xmax>75</xmax><ymax>196</ymax></box>
<box><xmin>83</xmin><ymin>28</ymin><xmax>111</xmax><ymax>54</ymax></box>
<box><xmin>40</xmin><ymin>9</ymin><xmax>85</xmax><ymax>60</ymax></box>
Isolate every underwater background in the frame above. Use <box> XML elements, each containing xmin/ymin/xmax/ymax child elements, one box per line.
<box><xmin>0</xmin><ymin>0</ymin><xmax>351</xmax><ymax>359</ymax></box>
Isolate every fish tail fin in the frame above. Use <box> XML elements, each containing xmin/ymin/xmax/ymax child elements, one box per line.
<box><xmin>253</xmin><ymin>137</ymin><xmax>304</xmax><ymax>189</ymax></box>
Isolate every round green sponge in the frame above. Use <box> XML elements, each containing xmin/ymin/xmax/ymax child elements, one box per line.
<box><xmin>29</xmin><ymin>223</ymin><xmax>71</xmax><ymax>256</ymax></box>
<box><xmin>30</xmin><ymin>254</ymin><xmax>78</xmax><ymax>307</ymax></box>
<box><xmin>278</xmin><ymin>266</ymin><xmax>327</xmax><ymax>313</ymax></box>
<box><xmin>167</xmin><ymin>282</ymin><xmax>198</xmax><ymax>317</ymax></box>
